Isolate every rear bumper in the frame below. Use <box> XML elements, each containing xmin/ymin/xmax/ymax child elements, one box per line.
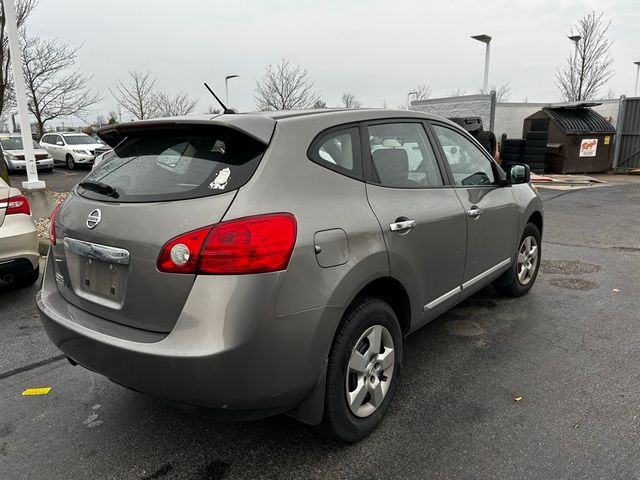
<box><xmin>36</xmin><ymin>255</ymin><xmax>341</xmax><ymax>413</ymax></box>
<box><xmin>0</xmin><ymin>215</ymin><xmax>39</xmax><ymax>270</ymax></box>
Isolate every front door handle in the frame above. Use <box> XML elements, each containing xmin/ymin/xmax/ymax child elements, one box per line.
<box><xmin>390</xmin><ymin>218</ymin><xmax>416</xmax><ymax>233</ymax></box>
<box><xmin>467</xmin><ymin>206</ymin><xmax>482</xmax><ymax>219</ymax></box>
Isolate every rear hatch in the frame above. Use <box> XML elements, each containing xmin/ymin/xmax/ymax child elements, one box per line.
<box><xmin>50</xmin><ymin>120</ymin><xmax>273</xmax><ymax>333</ymax></box>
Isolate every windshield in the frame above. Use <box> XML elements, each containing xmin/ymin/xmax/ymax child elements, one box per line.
<box><xmin>64</xmin><ymin>135</ymin><xmax>97</xmax><ymax>145</ymax></box>
<box><xmin>78</xmin><ymin>125</ymin><xmax>266</xmax><ymax>203</ymax></box>
<box><xmin>0</xmin><ymin>137</ymin><xmax>41</xmax><ymax>150</ymax></box>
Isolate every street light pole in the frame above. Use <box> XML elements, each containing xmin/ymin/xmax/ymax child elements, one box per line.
<box><xmin>225</xmin><ymin>74</ymin><xmax>240</xmax><ymax>106</ymax></box>
<box><xmin>634</xmin><ymin>62</ymin><xmax>640</xmax><ymax>97</ymax></box>
<box><xmin>471</xmin><ymin>34</ymin><xmax>492</xmax><ymax>94</ymax></box>
<box><xmin>568</xmin><ymin>35</ymin><xmax>582</xmax><ymax>100</ymax></box>
<box><xmin>2</xmin><ymin>0</ymin><xmax>44</xmax><ymax>189</ymax></box>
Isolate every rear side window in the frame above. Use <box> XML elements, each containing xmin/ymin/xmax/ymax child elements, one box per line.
<box><xmin>309</xmin><ymin>127</ymin><xmax>362</xmax><ymax>179</ymax></box>
<box><xmin>368</xmin><ymin>122</ymin><xmax>443</xmax><ymax>188</ymax></box>
<box><xmin>78</xmin><ymin>126</ymin><xmax>266</xmax><ymax>203</ymax></box>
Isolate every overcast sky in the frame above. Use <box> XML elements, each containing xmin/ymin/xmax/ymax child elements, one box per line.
<box><xmin>25</xmin><ymin>0</ymin><xmax>640</xmax><ymax>124</ymax></box>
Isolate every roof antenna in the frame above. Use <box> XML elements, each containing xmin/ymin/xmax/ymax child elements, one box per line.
<box><xmin>204</xmin><ymin>82</ymin><xmax>235</xmax><ymax>114</ymax></box>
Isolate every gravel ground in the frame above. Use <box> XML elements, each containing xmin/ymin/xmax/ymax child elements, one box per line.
<box><xmin>35</xmin><ymin>191</ymin><xmax>69</xmax><ymax>239</ymax></box>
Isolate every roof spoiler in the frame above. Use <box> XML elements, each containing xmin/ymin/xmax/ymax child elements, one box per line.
<box><xmin>97</xmin><ymin>116</ymin><xmax>276</xmax><ymax>148</ymax></box>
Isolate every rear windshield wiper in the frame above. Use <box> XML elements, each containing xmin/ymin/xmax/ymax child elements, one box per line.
<box><xmin>78</xmin><ymin>180</ymin><xmax>120</xmax><ymax>199</ymax></box>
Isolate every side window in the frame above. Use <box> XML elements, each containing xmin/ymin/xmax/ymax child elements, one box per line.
<box><xmin>309</xmin><ymin>127</ymin><xmax>361</xmax><ymax>178</ymax></box>
<box><xmin>55</xmin><ymin>135</ymin><xmax>64</xmax><ymax>145</ymax></box>
<box><xmin>432</xmin><ymin>125</ymin><xmax>496</xmax><ymax>186</ymax></box>
<box><xmin>368</xmin><ymin>122</ymin><xmax>443</xmax><ymax>188</ymax></box>
<box><xmin>40</xmin><ymin>135</ymin><xmax>49</xmax><ymax>144</ymax></box>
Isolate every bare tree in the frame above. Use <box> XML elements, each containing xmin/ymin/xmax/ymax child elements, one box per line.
<box><xmin>21</xmin><ymin>35</ymin><xmax>101</xmax><ymax>138</ymax></box>
<box><xmin>479</xmin><ymin>82</ymin><xmax>511</xmax><ymax>101</ymax></box>
<box><xmin>107</xmin><ymin>110</ymin><xmax>118</xmax><ymax>124</ymax></box>
<box><xmin>255</xmin><ymin>59</ymin><xmax>320</xmax><ymax>110</ymax></box>
<box><xmin>603</xmin><ymin>88</ymin><xmax>616</xmax><ymax>100</ymax></box>
<box><xmin>341</xmin><ymin>92</ymin><xmax>361</xmax><ymax>109</ymax></box>
<box><xmin>313</xmin><ymin>99</ymin><xmax>326</xmax><ymax>109</ymax></box>
<box><xmin>155</xmin><ymin>92</ymin><xmax>197</xmax><ymax>117</ymax></box>
<box><xmin>449</xmin><ymin>88</ymin><xmax>467</xmax><ymax>97</ymax></box>
<box><xmin>0</xmin><ymin>0</ymin><xmax>38</xmax><ymax>119</ymax></box>
<box><xmin>111</xmin><ymin>69</ymin><xmax>158</xmax><ymax>120</ymax></box>
<box><xmin>556</xmin><ymin>11</ymin><xmax>614</xmax><ymax>101</ymax></box>
<box><xmin>206</xmin><ymin>105</ymin><xmax>221</xmax><ymax>114</ymax></box>
<box><xmin>410</xmin><ymin>84</ymin><xmax>431</xmax><ymax>101</ymax></box>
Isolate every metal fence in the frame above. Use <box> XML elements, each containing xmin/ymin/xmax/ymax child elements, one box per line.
<box><xmin>613</xmin><ymin>96</ymin><xmax>640</xmax><ymax>170</ymax></box>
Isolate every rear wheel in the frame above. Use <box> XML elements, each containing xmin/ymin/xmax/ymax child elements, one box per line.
<box><xmin>66</xmin><ymin>154</ymin><xmax>75</xmax><ymax>170</ymax></box>
<box><xmin>321</xmin><ymin>297</ymin><xmax>402</xmax><ymax>443</ymax></box>
<box><xmin>493</xmin><ymin>223</ymin><xmax>541</xmax><ymax>297</ymax></box>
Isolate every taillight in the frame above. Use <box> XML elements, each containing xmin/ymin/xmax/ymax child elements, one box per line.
<box><xmin>0</xmin><ymin>194</ymin><xmax>31</xmax><ymax>216</ymax></box>
<box><xmin>49</xmin><ymin>203</ymin><xmax>62</xmax><ymax>246</ymax></box>
<box><xmin>157</xmin><ymin>213</ymin><xmax>297</xmax><ymax>275</ymax></box>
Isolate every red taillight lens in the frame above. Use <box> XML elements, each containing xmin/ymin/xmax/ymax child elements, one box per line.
<box><xmin>1</xmin><ymin>194</ymin><xmax>31</xmax><ymax>216</ymax></box>
<box><xmin>157</xmin><ymin>213</ymin><xmax>297</xmax><ymax>275</ymax></box>
<box><xmin>49</xmin><ymin>203</ymin><xmax>62</xmax><ymax>246</ymax></box>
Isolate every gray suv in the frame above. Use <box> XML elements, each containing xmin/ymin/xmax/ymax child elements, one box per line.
<box><xmin>37</xmin><ymin>109</ymin><xmax>543</xmax><ymax>442</ymax></box>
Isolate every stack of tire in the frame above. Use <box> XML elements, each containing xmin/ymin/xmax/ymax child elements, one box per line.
<box><xmin>500</xmin><ymin>139</ymin><xmax>525</xmax><ymax>164</ymax></box>
<box><xmin>522</xmin><ymin>131</ymin><xmax>548</xmax><ymax>174</ymax></box>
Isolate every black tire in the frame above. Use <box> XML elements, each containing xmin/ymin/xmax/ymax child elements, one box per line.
<box><xmin>13</xmin><ymin>266</ymin><xmax>40</xmax><ymax>289</ymax></box>
<box><xmin>476</xmin><ymin>131</ymin><xmax>497</xmax><ymax>156</ymax></box>
<box><xmin>523</xmin><ymin>146</ymin><xmax>546</xmax><ymax>156</ymax></box>
<box><xmin>503</xmin><ymin>139</ymin><xmax>525</xmax><ymax>148</ymax></box>
<box><xmin>501</xmin><ymin>154</ymin><xmax>523</xmax><ymax>163</ymax></box>
<box><xmin>501</xmin><ymin>145</ymin><xmax>524</xmax><ymax>155</ymax></box>
<box><xmin>321</xmin><ymin>297</ymin><xmax>403</xmax><ymax>443</ymax></box>
<box><xmin>525</xmin><ymin>131</ymin><xmax>548</xmax><ymax>140</ymax></box>
<box><xmin>66</xmin><ymin>154</ymin><xmax>75</xmax><ymax>170</ymax></box>
<box><xmin>524</xmin><ymin>139</ymin><xmax>547</xmax><ymax>149</ymax></box>
<box><xmin>493</xmin><ymin>224</ymin><xmax>541</xmax><ymax>297</ymax></box>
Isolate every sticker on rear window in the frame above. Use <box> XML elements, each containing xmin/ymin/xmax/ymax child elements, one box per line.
<box><xmin>209</xmin><ymin>167</ymin><xmax>231</xmax><ymax>190</ymax></box>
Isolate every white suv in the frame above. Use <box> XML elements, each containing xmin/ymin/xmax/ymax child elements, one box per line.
<box><xmin>40</xmin><ymin>133</ymin><xmax>104</xmax><ymax>170</ymax></box>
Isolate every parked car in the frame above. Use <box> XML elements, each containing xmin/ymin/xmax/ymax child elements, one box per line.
<box><xmin>1</xmin><ymin>133</ymin><xmax>53</xmax><ymax>172</ymax></box>
<box><xmin>91</xmin><ymin>147</ymin><xmax>114</xmax><ymax>171</ymax></box>
<box><xmin>37</xmin><ymin>109</ymin><xmax>543</xmax><ymax>442</ymax></box>
<box><xmin>39</xmin><ymin>132</ymin><xmax>104</xmax><ymax>170</ymax></box>
<box><xmin>0</xmin><ymin>176</ymin><xmax>39</xmax><ymax>287</ymax></box>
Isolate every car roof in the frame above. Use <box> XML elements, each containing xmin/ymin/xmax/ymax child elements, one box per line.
<box><xmin>59</xmin><ymin>132</ymin><xmax>88</xmax><ymax>136</ymax></box>
<box><xmin>97</xmin><ymin>109</ymin><xmax>454</xmax><ymax>147</ymax></box>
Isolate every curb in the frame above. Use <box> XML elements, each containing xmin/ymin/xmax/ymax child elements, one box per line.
<box><xmin>38</xmin><ymin>238</ymin><xmax>50</xmax><ymax>256</ymax></box>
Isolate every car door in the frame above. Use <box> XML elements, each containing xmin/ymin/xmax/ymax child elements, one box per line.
<box><xmin>430</xmin><ymin>123</ymin><xmax>518</xmax><ymax>293</ymax></box>
<box><xmin>364</xmin><ymin>121</ymin><xmax>467</xmax><ymax>326</ymax></box>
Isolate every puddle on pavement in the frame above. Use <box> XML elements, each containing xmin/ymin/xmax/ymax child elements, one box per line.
<box><xmin>445</xmin><ymin>320</ymin><xmax>485</xmax><ymax>336</ymax></box>
<box><xmin>541</xmin><ymin>260</ymin><xmax>602</xmax><ymax>275</ymax></box>
<box><xmin>549</xmin><ymin>278</ymin><xmax>598</xmax><ymax>290</ymax></box>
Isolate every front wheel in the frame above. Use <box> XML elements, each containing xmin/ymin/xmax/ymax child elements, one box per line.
<box><xmin>493</xmin><ymin>223</ymin><xmax>541</xmax><ymax>297</ymax></box>
<box><xmin>321</xmin><ymin>297</ymin><xmax>402</xmax><ymax>443</ymax></box>
<box><xmin>66</xmin><ymin>154</ymin><xmax>75</xmax><ymax>170</ymax></box>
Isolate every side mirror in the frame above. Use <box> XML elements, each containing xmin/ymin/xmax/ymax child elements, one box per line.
<box><xmin>506</xmin><ymin>163</ymin><xmax>531</xmax><ymax>184</ymax></box>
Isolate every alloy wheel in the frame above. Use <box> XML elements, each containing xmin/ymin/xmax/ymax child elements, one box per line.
<box><xmin>345</xmin><ymin>324</ymin><xmax>395</xmax><ymax>418</ymax></box>
<box><xmin>517</xmin><ymin>235</ymin><xmax>539</xmax><ymax>286</ymax></box>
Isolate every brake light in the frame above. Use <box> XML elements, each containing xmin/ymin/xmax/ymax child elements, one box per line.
<box><xmin>49</xmin><ymin>203</ymin><xmax>62</xmax><ymax>246</ymax></box>
<box><xmin>0</xmin><ymin>195</ymin><xmax>31</xmax><ymax>216</ymax></box>
<box><xmin>157</xmin><ymin>213</ymin><xmax>297</xmax><ymax>275</ymax></box>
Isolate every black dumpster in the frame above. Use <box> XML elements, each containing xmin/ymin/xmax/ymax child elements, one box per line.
<box><xmin>523</xmin><ymin>104</ymin><xmax>615</xmax><ymax>174</ymax></box>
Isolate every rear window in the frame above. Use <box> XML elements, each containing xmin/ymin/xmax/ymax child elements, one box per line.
<box><xmin>78</xmin><ymin>126</ymin><xmax>267</xmax><ymax>203</ymax></box>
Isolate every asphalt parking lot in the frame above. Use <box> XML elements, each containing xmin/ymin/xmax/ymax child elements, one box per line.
<box><xmin>8</xmin><ymin>167</ymin><xmax>88</xmax><ymax>193</ymax></box>
<box><xmin>1</xmin><ymin>180</ymin><xmax>639</xmax><ymax>479</ymax></box>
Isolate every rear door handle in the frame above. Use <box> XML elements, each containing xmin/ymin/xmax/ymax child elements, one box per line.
<box><xmin>390</xmin><ymin>219</ymin><xmax>416</xmax><ymax>232</ymax></box>
<box><xmin>467</xmin><ymin>206</ymin><xmax>482</xmax><ymax>219</ymax></box>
